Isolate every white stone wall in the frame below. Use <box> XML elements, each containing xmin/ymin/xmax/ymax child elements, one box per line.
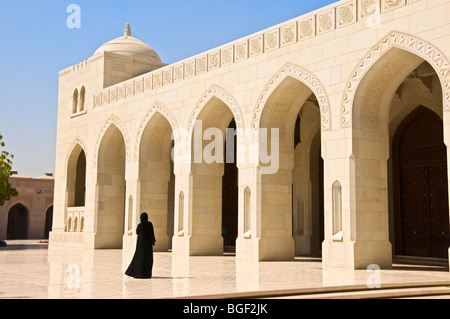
<box><xmin>50</xmin><ymin>0</ymin><xmax>450</xmax><ymax>268</ymax></box>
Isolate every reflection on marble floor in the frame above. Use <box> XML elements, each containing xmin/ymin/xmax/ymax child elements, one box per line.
<box><xmin>1</xmin><ymin>241</ymin><xmax>450</xmax><ymax>299</ymax></box>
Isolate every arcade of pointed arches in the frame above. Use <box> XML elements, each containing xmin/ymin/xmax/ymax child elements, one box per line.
<box><xmin>60</xmin><ymin>31</ymin><xmax>450</xmax><ymax>267</ymax></box>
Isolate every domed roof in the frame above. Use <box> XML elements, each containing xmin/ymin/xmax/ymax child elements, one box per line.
<box><xmin>94</xmin><ymin>24</ymin><xmax>161</xmax><ymax>64</ymax></box>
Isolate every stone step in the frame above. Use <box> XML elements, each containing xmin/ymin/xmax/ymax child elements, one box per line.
<box><xmin>184</xmin><ymin>282</ymin><xmax>450</xmax><ymax>299</ymax></box>
<box><xmin>272</xmin><ymin>286</ymin><xmax>450</xmax><ymax>299</ymax></box>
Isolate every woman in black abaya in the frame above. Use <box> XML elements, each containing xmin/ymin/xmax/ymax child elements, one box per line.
<box><xmin>125</xmin><ymin>212</ymin><xmax>156</xmax><ymax>278</ymax></box>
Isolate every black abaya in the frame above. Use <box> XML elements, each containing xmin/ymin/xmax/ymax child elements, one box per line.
<box><xmin>125</xmin><ymin>221</ymin><xmax>156</xmax><ymax>278</ymax></box>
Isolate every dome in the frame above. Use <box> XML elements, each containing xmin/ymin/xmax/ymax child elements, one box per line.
<box><xmin>94</xmin><ymin>24</ymin><xmax>161</xmax><ymax>64</ymax></box>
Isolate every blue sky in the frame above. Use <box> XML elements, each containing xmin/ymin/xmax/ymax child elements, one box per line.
<box><xmin>0</xmin><ymin>0</ymin><xmax>336</xmax><ymax>178</ymax></box>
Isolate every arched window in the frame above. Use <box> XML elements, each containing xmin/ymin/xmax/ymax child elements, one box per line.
<box><xmin>72</xmin><ymin>89</ymin><xmax>78</xmax><ymax>114</ymax></box>
<box><xmin>178</xmin><ymin>191</ymin><xmax>184</xmax><ymax>233</ymax></box>
<box><xmin>332</xmin><ymin>181</ymin><xmax>342</xmax><ymax>237</ymax></box>
<box><xmin>79</xmin><ymin>86</ymin><xmax>85</xmax><ymax>112</ymax></box>
<box><xmin>244</xmin><ymin>187</ymin><xmax>251</xmax><ymax>236</ymax></box>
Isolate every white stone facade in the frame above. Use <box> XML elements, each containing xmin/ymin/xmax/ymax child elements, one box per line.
<box><xmin>50</xmin><ymin>0</ymin><xmax>450</xmax><ymax>269</ymax></box>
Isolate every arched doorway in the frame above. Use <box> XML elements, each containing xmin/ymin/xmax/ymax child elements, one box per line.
<box><xmin>45</xmin><ymin>206</ymin><xmax>53</xmax><ymax>239</ymax></box>
<box><xmin>7</xmin><ymin>203</ymin><xmax>28</xmax><ymax>239</ymax></box>
<box><xmin>67</xmin><ymin>144</ymin><xmax>86</xmax><ymax>207</ymax></box>
<box><xmin>393</xmin><ymin>106</ymin><xmax>450</xmax><ymax>258</ymax></box>
<box><xmin>189</xmin><ymin>95</ymin><xmax>239</xmax><ymax>255</ymax></box>
<box><xmin>222</xmin><ymin>119</ymin><xmax>238</xmax><ymax>251</ymax></box>
<box><xmin>96</xmin><ymin>124</ymin><xmax>126</xmax><ymax>249</ymax></box>
<box><xmin>338</xmin><ymin>32</ymin><xmax>450</xmax><ymax>268</ymax></box>
<box><xmin>258</xmin><ymin>75</ymin><xmax>324</xmax><ymax>259</ymax></box>
<box><xmin>292</xmin><ymin>97</ymin><xmax>324</xmax><ymax>255</ymax></box>
<box><xmin>138</xmin><ymin>112</ymin><xmax>175</xmax><ymax>251</ymax></box>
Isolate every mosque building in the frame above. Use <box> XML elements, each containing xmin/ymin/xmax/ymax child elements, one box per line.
<box><xmin>49</xmin><ymin>0</ymin><xmax>450</xmax><ymax>269</ymax></box>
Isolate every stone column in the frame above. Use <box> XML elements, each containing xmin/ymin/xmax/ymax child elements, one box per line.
<box><xmin>322</xmin><ymin>129</ymin><xmax>392</xmax><ymax>269</ymax></box>
<box><xmin>122</xmin><ymin>161</ymin><xmax>138</xmax><ymax>253</ymax></box>
<box><xmin>171</xmin><ymin>163</ymin><xmax>192</xmax><ymax>256</ymax></box>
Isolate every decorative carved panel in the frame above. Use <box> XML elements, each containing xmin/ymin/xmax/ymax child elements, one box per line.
<box><xmin>235</xmin><ymin>41</ymin><xmax>248</xmax><ymax>61</ymax></box>
<box><xmin>298</xmin><ymin>16</ymin><xmax>315</xmax><ymax>40</ymax></box>
<box><xmin>221</xmin><ymin>46</ymin><xmax>234</xmax><ymax>66</ymax></box>
<box><xmin>153</xmin><ymin>72</ymin><xmax>162</xmax><ymax>88</ymax></box>
<box><xmin>317</xmin><ymin>9</ymin><xmax>335</xmax><ymax>34</ymax></box>
<box><xmin>383</xmin><ymin>0</ymin><xmax>405</xmax><ymax>12</ymax></box>
<box><xmin>337</xmin><ymin>1</ymin><xmax>356</xmax><ymax>28</ymax></box>
<box><xmin>280</xmin><ymin>23</ymin><xmax>297</xmax><ymax>47</ymax></box>
<box><xmin>358</xmin><ymin>0</ymin><xmax>380</xmax><ymax>19</ymax></box>
<box><xmin>185</xmin><ymin>60</ymin><xmax>195</xmax><ymax>78</ymax></box>
<box><xmin>264</xmin><ymin>29</ymin><xmax>279</xmax><ymax>52</ymax></box>
<box><xmin>196</xmin><ymin>56</ymin><xmax>207</xmax><ymax>74</ymax></box>
<box><xmin>173</xmin><ymin>64</ymin><xmax>184</xmax><ymax>82</ymax></box>
<box><xmin>249</xmin><ymin>35</ymin><xmax>263</xmax><ymax>57</ymax></box>
<box><xmin>144</xmin><ymin>76</ymin><xmax>152</xmax><ymax>91</ymax></box>
<box><xmin>208</xmin><ymin>51</ymin><xmax>220</xmax><ymax>71</ymax></box>
<box><xmin>163</xmin><ymin>68</ymin><xmax>173</xmax><ymax>86</ymax></box>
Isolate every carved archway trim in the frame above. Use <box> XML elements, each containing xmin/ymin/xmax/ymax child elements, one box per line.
<box><xmin>251</xmin><ymin>63</ymin><xmax>332</xmax><ymax>142</ymax></box>
<box><xmin>94</xmin><ymin>114</ymin><xmax>130</xmax><ymax>166</ymax></box>
<box><xmin>134</xmin><ymin>101</ymin><xmax>179</xmax><ymax>161</ymax></box>
<box><xmin>341</xmin><ymin>31</ymin><xmax>450</xmax><ymax>128</ymax></box>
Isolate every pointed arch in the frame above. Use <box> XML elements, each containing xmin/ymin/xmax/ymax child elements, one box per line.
<box><xmin>65</xmin><ymin>138</ymin><xmax>87</xmax><ymax>169</ymax></box>
<box><xmin>187</xmin><ymin>85</ymin><xmax>245</xmax><ymax>136</ymax></box>
<box><xmin>72</xmin><ymin>88</ymin><xmax>78</xmax><ymax>114</ymax></box>
<box><xmin>134</xmin><ymin>101</ymin><xmax>179</xmax><ymax>161</ymax></box>
<box><xmin>251</xmin><ymin>63</ymin><xmax>331</xmax><ymax>140</ymax></box>
<box><xmin>95</xmin><ymin>116</ymin><xmax>127</xmax><ymax>249</ymax></box>
<box><xmin>79</xmin><ymin>86</ymin><xmax>86</xmax><ymax>112</ymax></box>
<box><xmin>7</xmin><ymin>203</ymin><xmax>30</xmax><ymax>239</ymax></box>
<box><xmin>94</xmin><ymin>114</ymin><xmax>130</xmax><ymax>166</ymax></box>
<box><xmin>66</xmin><ymin>140</ymin><xmax>87</xmax><ymax>207</ymax></box>
<box><xmin>341</xmin><ymin>31</ymin><xmax>450</xmax><ymax>128</ymax></box>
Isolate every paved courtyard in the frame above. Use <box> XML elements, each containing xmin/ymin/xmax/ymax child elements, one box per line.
<box><xmin>1</xmin><ymin>240</ymin><xmax>450</xmax><ymax>299</ymax></box>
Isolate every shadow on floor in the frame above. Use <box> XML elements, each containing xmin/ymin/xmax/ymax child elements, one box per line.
<box><xmin>0</xmin><ymin>241</ymin><xmax>49</xmax><ymax>251</ymax></box>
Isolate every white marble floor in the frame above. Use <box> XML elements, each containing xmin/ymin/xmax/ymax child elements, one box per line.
<box><xmin>1</xmin><ymin>240</ymin><xmax>450</xmax><ymax>299</ymax></box>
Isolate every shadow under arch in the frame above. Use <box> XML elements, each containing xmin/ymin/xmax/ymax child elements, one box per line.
<box><xmin>136</xmin><ymin>102</ymin><xmax>177</xmax><ymax>252</ymax></box>
<box><xmin>252</xmin><ymin>63</ymin><xmax>332</xmax><ymax>138</ymax></box>
<box><xmin>66</xmin><ymin>142</ymin><xmax>87</xmax><ymax>207</ymax></box>
<box><xmin>174</xmin><ymin>85</ymin><xmax>242</xmax><ymax>255</ymax></box>
<box><xmin>7</xmin><ymin>203</ymin><xmax>30</xmax><ymax>240</ymax></box>
<box><xmin>341</xmin><ymin>31</ymin><xmax>450</xmax><ymax>130</ymax></box>
<box><xmin>253</xmin><ymin>65</ymin><xmax>325</xmax><ymax>260</ymax></box>
<box><xmin>95</xmin><ymin>122</ymin><xmax>127</xmax><ymax>249</ymax></box>
<box><xmin>328</xmin><ymin>31</ymin><xmax>450</xmax><ymax>269</ymax></box>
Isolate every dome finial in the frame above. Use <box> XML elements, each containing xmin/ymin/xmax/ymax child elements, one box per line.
<box><xmin>124</xmin><ymin>23</ymin><xmax>131</xmax><ymax>37</ymax></box>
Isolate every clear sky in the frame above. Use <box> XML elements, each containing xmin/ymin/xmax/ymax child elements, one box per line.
<box><xmin>0</xmin><ymin>0</ymin><xmax>336</xmax><ymax>178</ymax></box>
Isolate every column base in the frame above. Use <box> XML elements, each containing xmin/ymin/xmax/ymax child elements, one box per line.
<box><xmin>153</xmin><ymin>234</ymin><xmax>170</xmax><ymax>252</ymax></box>
<box><xmin>172</xmin><ymin>234</ymin><xmax>223</xmax><ymax>256</ymax></box>
<box><xmin>48</xmin><ymin>231</ymin><xmax>95</xmax><ymax>249</ymax></box>
<box><xmin>322</xmin><ymin>239</ymin><xmax>392</xmax><ymax>269</ymax></box>
<box><xmin>236</xmin><ymin>236</ymin><xmax>295</xmax><ymax>262</ymax></box>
